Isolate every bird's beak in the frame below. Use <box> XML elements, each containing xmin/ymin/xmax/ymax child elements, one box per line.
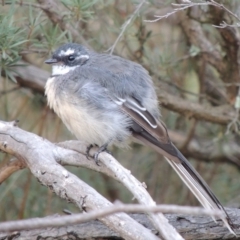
<box><xmin>45</xmin><ymin>58</ymin><xmax>58</xmax><ymax>64</ymax></box>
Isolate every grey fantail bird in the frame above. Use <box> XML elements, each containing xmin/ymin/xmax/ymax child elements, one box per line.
<box><xmin>45</xmin><ymin>43</ymin><xmax>235</xmax><ymax>234</ymax></box>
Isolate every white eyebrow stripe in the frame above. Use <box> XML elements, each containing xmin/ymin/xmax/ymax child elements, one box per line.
<box><xmin>76</xmin><ymin>55</ymin><xmax>89</xmax><ymax>60</ymax></box>
<box><xmin>59</xmin><ymin>48</ymin><xmax>75</xmax><ymax>56</ymax></box>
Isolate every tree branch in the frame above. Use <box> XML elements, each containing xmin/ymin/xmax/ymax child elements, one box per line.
<box><xmin>0</xmin><ymin>204</ymin><xmax>225</xmax><ymax>232</ymax></box>
<box><xmin>0</xmin><ymin>211</ymin><xmax>239</xmax><ymax>240</ymax></box>
<box><xmin>1</xmin><ymin>120</ymin><xmax>239</xmax><ymax>237</ymax></box>
<box><xmin>157</xmin><ymin>89</ymin><xmax>234</xmax><ymax>125</ymax></box>
<box><xmin>56</xmin><ymin>141</ymin><xmax>183</xmax><ymax>240</ymax></box>
<box><xmin>10</xmin><ymin>61</ymin><xmax>235</xmax><ymax>125</ymax></box>
<box><xmin>177</xmin><ymin>6</ymin><xmax>226</xmax><ymax>75</ymax></box>
<box><xmin>0</xmin><ymin>157</ymin><xmax>26</xmax><ymax>184</ymax></box>
<box><xmin>168</xmin><ymin>130</ymin><xmax>240</xmax><ymax>169</ymax></box>
<box><xmin>175</xmin><ymin>0</ymin><xmax>240</xmax><ymax>101</ymax></box>
<box><xmin>0</xmin><ymin>121</ymin><xmax>188</xmax><ymax>240</ymax></box>
<box><xmin>0</xmin><ymin>121</ymin><xmax>159</xmax><ymax>240</ymax></box>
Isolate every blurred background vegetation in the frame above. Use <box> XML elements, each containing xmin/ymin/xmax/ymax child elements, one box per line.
<box><xmin>1</xmin><ymin>0</ymin><xmax>240</xmax><ymax>221</ymax></box>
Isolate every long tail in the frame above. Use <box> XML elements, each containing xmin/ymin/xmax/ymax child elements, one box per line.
<box><xmin>133</xmin><ymin>130</ymin><xmax>235</xmax><ymax>234</ymax></box>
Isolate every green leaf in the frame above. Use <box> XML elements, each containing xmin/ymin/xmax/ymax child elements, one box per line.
<box><xmin>9</xmin><ymin>40</ymin><xmax>29</xmax><ymax>48</ymax></box>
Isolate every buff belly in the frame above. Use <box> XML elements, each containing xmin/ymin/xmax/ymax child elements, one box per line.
<box><xmin>45</xmin><ymin>77</ymin><xmax>130</xmax><ymax>146</ymax></box>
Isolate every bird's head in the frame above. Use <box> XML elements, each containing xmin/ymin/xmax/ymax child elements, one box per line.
<box><xmin>45</xmin><ymin>43</ymin><xmax>90</xmax><ymax>76</ymax></box>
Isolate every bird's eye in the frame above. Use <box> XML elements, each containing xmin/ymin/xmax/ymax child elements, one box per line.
<box><xmin>67</xmin><ymin>55</ymin><xmax>75</xmax><ymax>61</ymax></box>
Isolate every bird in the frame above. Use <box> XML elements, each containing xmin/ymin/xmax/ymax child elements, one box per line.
<box><xmin>45</xmin><ymin>43</ymin><xmax>235</xmax><ymax>234</ymax></box>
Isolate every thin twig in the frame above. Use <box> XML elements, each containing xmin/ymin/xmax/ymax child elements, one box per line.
<box><xmin>145</xmin><ymin>0</ymin><xmax>240</xmax><ymax>27</ymax></box>
<box><xmin>0</xmin><ymin>203</ymin><xmax>224</xmax><ymax>232</ymax></box>
<box><xmin>0</xmin><ymin>158</ymin><xmax>26</xmax><ymax>184</ymax></box>
<box><xmin>207</xmin><ymin>0</ymin><xmax>240</xmax><ymax>22</ymax></box>
<box><xmin>108</xmin><ymin>0</ymin><xmax>146</xmax><ymax>54</ymax></box>
<box><xmin>212</xmin><ymin>21</ymin><xmax>240</xmax><ymax>28</ymax></box>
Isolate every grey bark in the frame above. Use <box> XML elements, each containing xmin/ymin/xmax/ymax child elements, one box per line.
<box><xmin>0</xmin><ymin>211</ymin><xmax>239</xmax><ymax>240</ymax></box>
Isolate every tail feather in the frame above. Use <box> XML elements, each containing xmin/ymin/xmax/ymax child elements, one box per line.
<box><xmin>122</xmin><ymin>98</ymin><xmax>235</xmax><ymax>233</ymax></box>
<box><xmin>132</xmin><ymin>130</ymin><xmax>235</xmax><ymax>234</ymax></box>
<box><xmin>166</xmin><ymin>157</ymin><xmax>216</xmax><ymax>210</ymax></box>
<box><xmin>165</xmin><ymin>156</ymin><xmax>234</xmax><ymax>234</ymax></box>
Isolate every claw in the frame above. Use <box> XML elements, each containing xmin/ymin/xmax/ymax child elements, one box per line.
<box><xmin>94</xmin><ymin>143</ymin><xmax>109</xmax><ymax>165</ymax></box>
<box><xmin>94</xmin><ymin>152</ymin><xmax>101</xmax><ymax>166</ymax></box>
<box><xmin>86</xmin><ymin>144</ymin><xmax>93</xmax><ymax>160</ymax></box>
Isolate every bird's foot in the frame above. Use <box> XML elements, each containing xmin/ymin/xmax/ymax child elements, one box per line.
<box><xmin>86</xmin><ymin>144</ymin><xmax>99</xmax><ymax>160</ymax></box>
<box><xmin>94</xmin><ymin>143</ymin><xmax>110</xmax><ymax>166</ymax></box>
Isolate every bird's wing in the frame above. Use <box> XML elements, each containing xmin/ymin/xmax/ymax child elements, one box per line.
<box><xmin>112</xmin><ymin>95</ymin><xmax>235</xmax><ymax>234</ymax></box>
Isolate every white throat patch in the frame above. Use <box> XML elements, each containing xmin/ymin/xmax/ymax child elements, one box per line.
<box><xmin>52</xmin><ymin>64</ymin><xmax>77</xmax><ymax>76</ymax></box>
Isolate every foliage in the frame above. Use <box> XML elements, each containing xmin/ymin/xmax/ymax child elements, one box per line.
<box><xmin>0</xmin><ymin>6</ymin><xmax>27</xmax><ymax>81</ymax></box>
